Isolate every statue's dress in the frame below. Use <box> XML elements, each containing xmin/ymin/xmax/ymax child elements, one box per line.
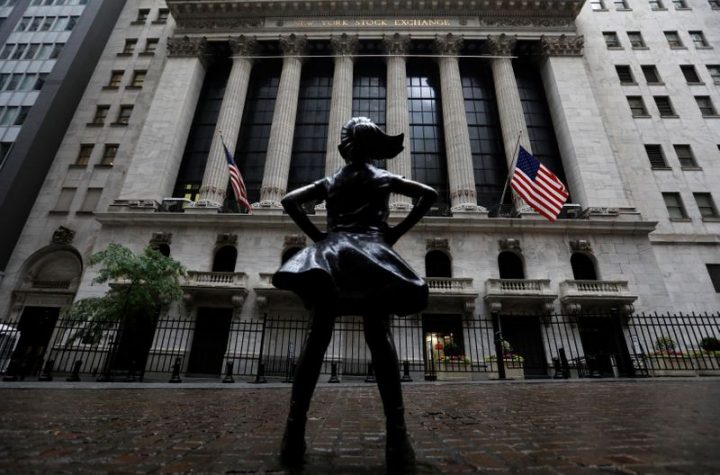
<box><xmin>273</xmin><ymin>164</ymin><xmax>428</xmax><ymax>316</ymax></box>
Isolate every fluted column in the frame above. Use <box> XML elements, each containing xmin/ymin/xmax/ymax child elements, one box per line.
<box><xmin>258</xmin><ymin>35</ymin><xmax>307</xmax><ymax>208</ymax></box>
<box><xmin>197</xmin><ymin>36</ymin><xmax>257</xmax><ymax>208</ymax></box>
<box><xmin>383</xmin><ymin>33</ymin><xmax>412</xmax><ymax>209</ymax></box>
<box><xmin>115</xmin><ymin>36</ymin><xmax>208</xmax><ymax>208</ymax></box>
<box><xmin>434</xmin><ymin>34</ymin><xmax>484</xmax><ymax>213</ymax></box>
<box><xmin>325</xmin><ymin>34</ymin><xmax>359</xmax><ymax>176</ymax></box>
<box><xmin>488</xmin><ymin>34</ymin><xmax>532</xmax><ymax>213</ymax></box>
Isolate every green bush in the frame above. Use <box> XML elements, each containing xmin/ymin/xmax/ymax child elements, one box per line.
<box><xmin>700</xmin><ymin>337</ymin><xmax>720</xmax><ymax>353</ymax></box>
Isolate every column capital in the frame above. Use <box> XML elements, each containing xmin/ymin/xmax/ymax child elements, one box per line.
<box><xmin>167</xmin><ymin>35</ymin><xmax>208</xmax><ymax>59</ymax></box>
<box><xmin>382</xmin><ymin>33</ymin><xmax>411</xmax><ymax>56</ymax></box>
<box><xmin>539</xmin><ymin>34</ymin><xmax>584</xmax><ymax>57</ymax></box>
<box><xmin>229</xmin><ymin>35</ymin><xmax>258</xmax><ymax>57</ymax></box>
<box><xmin>486</xmin><ymin>34</ymin><xmax>517</xmax><ymax>57</ymax></box>
<box><xmin>279</xmin><ymin>33</ymin><xmax>308</xmax><ymax>57</ymax></box>
<box><xmin>434</xmin><ymin>33</ymin><xmax>463</xmax><ymax>56</ymax></box>
<box><xmin>330</xmin><ymin>33</ymin><xmax>360</xmax><ymax>57</ymax></box>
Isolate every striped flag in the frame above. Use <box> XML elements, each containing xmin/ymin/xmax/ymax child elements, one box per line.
<box><xmin>510</xmin><ymin>146</ymin><xmax>569</xmax><ymax>222</ymax></box>
<box><xmin>221</xmin><ymin>137</ymin><xmax>252</xmax><ymax>215</ymax></box>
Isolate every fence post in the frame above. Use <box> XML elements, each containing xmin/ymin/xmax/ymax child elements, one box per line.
<box><xmin>558</xmin><ymin>347</ymin><xmax>570</xmax><ymax>379</ymax></box>
<box><xmin>253</xmin><ymin>314</ymin><xmax>268</xmax><ymax>384</ymax></box>
<box><xmin>492</xmin><ymin>312</ymin><xmax>506</xmax><ymax>380</ymax></box>
<box><xmin>38</xmin><ymin>359</ymin><xmax>54</xmax><ymax>382</ymax></box>
<box><xmin>168</xmin><ymin>357</ymin><xmax>182</xmax><ymax>383</ymax></box>
<box><xmin>401</xmin><ymin>360</ymin><xmax>413</xmax><ymax>382</ymax></box>
<box><xmin>365</xmin><ymin>362</ymin><xmax>376</xmax><ymax>383</ymax></box>
<box><xmin>66</xmin><ymin>360</ymin><xmax>82</xmax><ymax>382</ymax></box>
<box><xmin>328</xmin><ymin>362</ymin><xmax>340</xmax><ymax>383</ymax></box>
<box><xmin>222</xmin><ymin>361</ymin><xmax>235</xmax><ymax>383</ymax></box>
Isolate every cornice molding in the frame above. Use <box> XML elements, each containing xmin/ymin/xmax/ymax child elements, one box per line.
<box><xmin>382</xmin><ymin>32</ymin><xmax>411</xmax><ymax>55</ymax></box>
<box><xmin>330</xmin><ymin>33</ymin><xmax>360</xmax><ymax>56</ymax></box>
<box><xmin>279</xmin><ymin>33</ymin><xmax>308</xmax><ymax>56</ymax></box>
<box><xmin>486</xmin><ymin>33</ymin><xmax>516</xmax><ymax>56</ymax></box>
<box><xmin>539</xmin><ymin>34</ymin><xmax>584</xmax><ymax>57</ymax></box>
<box><xmin>229</xmin><ymin>35</ymin><xmax>259</xmax><ymax>57</ymax></box>
<box><xmin>434</xmin><ymin>33</ymin><xmax>463</xmax><ymax>55</ymax></box>
<box><xmin>167</xmin><ymin>35</ymin><xmax>209</xmax><ymax>58</ymax></box>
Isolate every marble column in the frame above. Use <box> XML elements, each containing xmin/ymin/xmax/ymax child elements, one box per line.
<box><xmin>115</xmin><ymin>36</ymin><xmax>208</xmax><ymax>208</ymax></box>
<box><xmin>434</xmin><ymin>34</ymin><xmax>484</xmax><ymax>213</ymax></box>
<box><xmin>325</xmin><ymin>34</ymin><xmax>359</xmax><ymax>176</ymax></box>
<box><xmin>259</xmin><ymin>34</ymin><xmax>307</xmax><ymax>208</ymax></box>
<box><xmin>488</xmin><ymin>34</ymin><xmax>532</xmax><ymax>213</ymax></box>
<box><xmin>383</xmin><ymin>33</ymin><xmax>412</xmax><ymax>210</ymax></box>
<box><xmin>196</xmin><ymin>36</ymin><xmax>257</xmax><ymax>208</ymax></box>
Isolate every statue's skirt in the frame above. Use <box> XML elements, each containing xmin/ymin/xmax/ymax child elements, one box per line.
<box><xmin>272</xmin><ymin>231</ymin><xmax>428</xmax><ymax>316</ymax></box>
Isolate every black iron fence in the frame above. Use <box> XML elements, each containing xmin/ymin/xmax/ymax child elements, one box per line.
<box><xmin>1</xmin><ymin>311</ymin><xmax>719</xmax><ymax>382</ymax></box>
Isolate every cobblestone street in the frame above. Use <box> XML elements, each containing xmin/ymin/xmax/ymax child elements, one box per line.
<box><xmin>0</xmin><ymin>379</ymin><xmax>719</xmax><ymax>474</ymax></box>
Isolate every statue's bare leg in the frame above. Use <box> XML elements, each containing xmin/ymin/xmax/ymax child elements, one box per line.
<box><xmin>363</xmin><ymin>314</ymin><xmax>416</xmax><ymax>474</ymax></box>
<box><xmin>280</xmin><ymin>306</ymin><xmax>336</xmax><ymax>467</ymax></box>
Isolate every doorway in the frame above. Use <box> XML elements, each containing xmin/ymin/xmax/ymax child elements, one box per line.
<box><xmin>11</xmin><ymin>306</ymin><xmax>60</xmax><ymax>377</ymax></box>
<box><xmin>499</xmin><ymin>315</ymin><xmax>548</xmax><ymax>378</ymax></box>
<box><xmin>111</xmin><ymin>310</ymin><xmax>159</xmax><ymax>379</ymax></box>
<box><xmin>578</xmin><ymin>315</ymin><xmax>633</xmax><ymax>377</ymax></box>
<box><xmin>422</xmin><ymin>314</ymin><xmax>465</xmax><ymax>379</ymax></box>
<box><xmin>187</xmin><ymin>307</ymin><xmax>233</xmax><ymax>375</ymax></box>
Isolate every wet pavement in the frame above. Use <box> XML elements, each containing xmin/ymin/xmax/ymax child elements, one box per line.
<box><xmin>0</xmin><ymin>379</ymin><xmax>719</xmax><ymax>474</ymax></box>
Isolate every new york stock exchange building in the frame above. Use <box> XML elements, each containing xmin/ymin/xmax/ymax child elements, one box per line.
<box><xmin>2</xmin><ymin>0</ymin><xmax>720</xmax><ymax>383</ymax></box>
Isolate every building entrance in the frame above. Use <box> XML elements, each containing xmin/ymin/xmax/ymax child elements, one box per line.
<box><xmin>110</xmin><ymin>310</ymin><xmax>159</xmax><ymax>379</ymax></box>
<box><xmin>500</xmin><ymin>315</ymin><xmax>548</xmax><ymax>378</ymax></box>
<box><xmin>422</xmin><ymin>314</ymin><xmax>464</xmax><ymax>380</ymax></box>
<box><xmin>11</xmin><ymin>306</ymin><xmax>60</xmax><ymax>377</ymax></box>
<box><xmin>578</xmin><ymin>315</ymin><xmax>633</xmax><ymax>377</ymax></box>
<box><xmin>187</xmin><ymin>308</ymin><xmax>233</xmax><ymax>375</ymax></box>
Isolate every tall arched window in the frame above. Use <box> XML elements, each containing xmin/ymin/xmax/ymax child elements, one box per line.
<box><xmin>281</xmin><ymin>247</ymin><xmax>301</xmax><ymax>264</ymax></box>
<box><xmin>425</xmin><ymin>250</ymin><xmax>452</xmax><ymax>278</ymax></box>
<box><xmin>571</xmin><ymin>253</ymin><xmax>598</xmax><ymax>280</ymax></box>
<box><xmin>212</xmin><ymin>246</ymin><xmax>237</xmax><ymax>272</ymax></box>
<box><xmin>498</xmin><ymin>251</ymin><xmax>525</xmax><ymax>279</ymax></box>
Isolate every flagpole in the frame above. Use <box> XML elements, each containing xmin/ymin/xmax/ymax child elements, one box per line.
<box><xmin>497</xmin><ymin>130</ymin><xmax>523</xmax><ymax>212</ymax></box>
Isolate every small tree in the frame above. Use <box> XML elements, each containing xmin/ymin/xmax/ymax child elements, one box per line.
<box><xmin>64</xmin><ymin>243</ymin><xmax>186</xmax><ymax>347</ymax></box>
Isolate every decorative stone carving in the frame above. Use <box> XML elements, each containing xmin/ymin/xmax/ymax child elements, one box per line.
<box><xmin>216</xmin><ymin>233</ymin><xmax>238</xmax><ymax>245</ymax></box>
<box><xmin>284</xmin><ymin>235</ymin><xmax>307</xmax><ymax>248</ymax></box>
<box><xmin>498</xmin><ymin>238</ymin><xmax>521</xmax><ymax>251</ymax></box>
<box><xmin>486</xmin><ymin>34</ymin><xmax>517</xmax><ymax>56</ymax></box>
<box><xmin>51</xmin><ymin>226</ymin><xmax>75</xmax><ymax>245</ymax></box>
<box><xmin>478</xmin><ymin>17</ymin><xmax>575</xmax><ymax>29</ymax></box>
<box><xmin>229</xmin><ymin>35</ymin><xmax>258</xmax><ymax>57</ymax></box>
<box><xmin>150</xmin><ymin>232</ymin><xmax>172</xmax><ymax>245</ymax></box>
<box><xmin>231</xmin><ymin>294</ymin><xmax>245</xmax><ymax>308</ymax></box>
<box><xmin>426</xmin><ymin>238</ymin><xmax>449</xmax><ymax>251</ymax></box>
<box><xmin>382</xmin><ymin>33</ymin><xmax>411</xmax><ymax>55</ymax></box>
<box><xmin>540</xmin><ymin>34</ymin><xmax>584</xmax><ymax>57</ymax></box>
<box><xmin>433</xmin><ymin>33</ymin><xmax>463</xmax><ymax>55</ymax></box>
<box><xmin>279</xmin><ymin>34</ymin><xmax>308</xmax><ymax>56</ymax></box>
<box><xmin>569</xmin><ymin>239</ymin><xmax>592</xmax><ymax>252</ymax></box>
<box><xmin>167</xmin><ymin>35</ymin><xmax>208</xmax><ymax>58</ymax></box>
<box><xmin>330</xmin><ymin>33</ymin><xmax>359</xmax><ymax>56</ymax></box>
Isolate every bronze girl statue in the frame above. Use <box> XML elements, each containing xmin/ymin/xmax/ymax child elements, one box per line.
<box><xmin>273</xmin><ymin>117</ymin><xmax>438</xmax><ymax>473</ymax></box>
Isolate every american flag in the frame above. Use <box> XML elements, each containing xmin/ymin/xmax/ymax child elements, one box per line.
<box><xmin>221</xmin><ymin>137</ymin><xmax>252</xmax><ymax>214</ymax></box>
<box><xmin>510</xmin><ymin>146</ymin><xmax>569</xmax><ymax>222</ymax></box>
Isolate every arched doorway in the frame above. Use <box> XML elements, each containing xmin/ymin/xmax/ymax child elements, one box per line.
<box><xmin>498</xmin><ymin>252</ymin><xmax>525</xmax><ymax>279</ymax></box>
<box><xmin>425</xmin><ymin>250</ymin><xmax>452</xmax><ymax>278</ymax></box>
<box><xmin>571</xmin><ymin>253</ymin><xmax>598</xmax><ymax>280</ymax></box>
<box><xmin>213</xmin><ymin>246</ymin><xmax>237</xmax><ymax>272</ymax></box>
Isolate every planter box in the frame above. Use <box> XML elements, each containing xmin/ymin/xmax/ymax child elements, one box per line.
<box><xmin>692</xmin><ymin>354</ymin><xmax>720</xmax><ymax>376</ymax></box>
<box><xmin>646</xmin><ymin>355</ymin><xmax>696</xmax><ymax>377</ymax></box>
<box><xmin>486</xmin><ymin>360</ymin><xmax>525</xmax><ymax>380</ymax></box>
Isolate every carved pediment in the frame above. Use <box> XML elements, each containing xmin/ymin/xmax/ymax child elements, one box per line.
<box><xmin>51</xmin><ymin>226</ymin><xmax>75</xmax><ymax>245</ymax></box>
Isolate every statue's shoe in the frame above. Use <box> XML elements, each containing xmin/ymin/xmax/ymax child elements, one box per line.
<box><xmin>386</xmin><ymin>433</ymin><xmax>416</xmax><ymax>474</ymax></box>
<box><xmin>279</xmin><ymin>421</ymin><xmax>307</xmax><ymax>468</ymax></box>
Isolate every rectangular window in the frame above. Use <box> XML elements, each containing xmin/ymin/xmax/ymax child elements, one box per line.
<box><xmin>591</xmin><ymin>0</ymin><xmax>606</xmax><ymax>9</ymax></box>
<box><xmin>133</xmin><ymin>9</ymin><xmax>149</xmax><ymax>24</ymax></box>
<box><xmin>106</xmin><ymin>70</ymin><xmax>123</xmax><ymax>88</ymax></box>
<box><xmin>0</xmin><ymin>44</ymin><xmax>14</xmax><ymax>60</ymax></box>
<box><xmin>49</xmin><ymin>44</ymin><xmax>63</xmax><ymax>59</ymax></box>
<box><xmin>0</xmin><ymin>142</ymin><xmax>12</xmax><ymax>169</ymax></box>
<box><xmin>5</xmin><ymin>74</ymin><xmax>21</xmax><ymax>91</ymax></box>
<box><xmin>100</xmin><ymin>144</ymin><xmax>118</xmax><ymax>165</ymax></box>
<box><xmin>11</xmin><ymin>43</ymin><xmax>27</xmax><ymax>60</ymax></box>
<box><xmin>627</xmin><ymin>96</ymin><xmax>648</xmax><ymax>116</ymax></box>
<box><xmin>672</xmin><ymin>0</ymin><xmax>688</xmax><ymax>7</ymax></box>
<box><xmin>36</xmin><ymin>43</ymin><xmax>54</xmax><ymax>60</ymax></box>
<box><xmin>603</xmin><ymin>32</ymin><xmax>622</xmax><ymax>48</ymax></box>
<box><xmin>654</xmin><ymin>96</ymin><xmax>676</xmax><ymax>117</ymax></box>
<box><xmin>695</xmin><ymin>96</ymin><xmax>718</xmax><ymax>116</ymax></box>
<box><xmin>75</xmin><ymin>144</ymin><xmax>93</xmax><ymax>166</ymax></box>
<box><xmin>649</xmin><ymin>0</ymin><xmax>665</xmax><ymax>9</ymax></box>
<box><xmin>0</xmin><ymin>107</ymin><xmax>19</xmax><ymax>126</ymax></box>
<box><xmin>14</xmin><ymin>106</ymin><xmax>30</xmax><ymax>126</ymax></box>
<box><xmin>120</xmin><ymin>39</ymin><xmax>137</xmax><ymax>55</ymax></box>
<box><xmin>628</xmin><ymin>31</ymin><xmax>646</xmax><ymax>48</ymax></box>
<box><xmin>15</xmin><ymin>17</ymin><xmax>29</xmax><ymax>32</ymax></box>
<box><xmin>663</xmin><ymin>192</ymin><xmax>688</xmax><ymax>219</ymax></box>
<box><xmin>90</xmin><ymin>105</ymin><xmax>109</xmax><ymax>125</ymax></box>
<box><xmin>707</xmin><ymin>264</ymin><xmax>720</xmax><ymax>292</ymax></box>
<box><xmin>66</xmin><ymin>16</ymin><xmax>78</xmax><ymax>31</ymax></box>
<box><xmin>129</xmin><ymin>70</ymin><xmax>146</xmax><ymax>88</ymax></box>
<box><xmin>708</xmin><ymin>65</ymin><xmax>720</xmax><ymax>85</ymax></box>
<box><xmin>78</xmin><ymin>188</ymin><xmax>102</xmax><ymax>213</ymax></box>
<box><xmin>24</xmin><ymin>43</ymin><xmax>39</xmax><ymax>60</ymax></box>
<box><xmin>18</xmin><ymin>75</ymin><xmax>36</xmax><ymax>91</ymax></box>
<box><xmin>694</xmin><ymin>193</ymin><xmax>719</xmax><ymax>219</ymax></box>
<box><xmin>154</xmin><ymin>8</ymin><xmax>169</xmax><ymax>23</ymax></box>
<box><xmin>690</xmin><ymin>31</ymin><xmax>710</xmax><ymax>48</ymax></box>
<box><xmin>645</xmin><ymin>144</ymin><xmax>669</xmax><ymax>168</ymax></box>
<box><xmin>53</xmin><ymin>16</ymin><xmax>69</xmax><ymax>31</ymax></box>
<box><xmin>680</xmin><ymin>65</ymin><xmax>702</xmax><ymax>83</ymax></box>
<box><xmin>674</xmin><ymin>144</ymin><xmax>698</xmax><ymax>168</ymax></box>
<box><xmin>34</xmin><ymin>73</ymin><xmax>47</xmax><ymax>90</ymax></box>
<box><xmin>615</xmin><ymin>65</ymin><xmax>635</xmax><ymax>84</ymax></box>
<box><xmin>0</xmin><ymin>74</ymin><xmax>9</xmax><ymax>90</ymax></box>
<box><xmin>53</xmin><ymin>187</ymin><xmax>76</xmax><ymax>212</ymax></box>
<box><xmin>115</xmin><ymin>105</ymin><xmax>133</xmax><ymax>125</ymax></box>
<box><xmin>614</xmin><ymin>0</ymin><xmax>629</xmax><ymax>8</ymax></box>
<box><xmin>142</xmin><ymin>38</ymin><xmax>158</xmax><ymax>54</ymax></box>
<box><xmin>40</xmin><ymin>16</ymin><xmax>55</xmax><ymax>31</ymax></box>
<box><xmin>664</xmin><ymin>31</ymin><xmax>684</xmax><ymax>48</ymax></box>
<box><xmin>709</xmin><ymin>0</ymin><xmax>720</xmax><ymax>8</ymax></box>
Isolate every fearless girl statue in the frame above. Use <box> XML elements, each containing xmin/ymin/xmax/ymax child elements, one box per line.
<box><xmin>273</xmin><ymin>117</ymin><xmax>438</xmax><ymax>473</ymax></box>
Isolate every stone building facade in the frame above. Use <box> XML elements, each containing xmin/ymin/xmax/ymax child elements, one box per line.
<box><xmin>1</xmin><ymin>0</ymin><xmax>719</xmax><ymax>380</ymax></box>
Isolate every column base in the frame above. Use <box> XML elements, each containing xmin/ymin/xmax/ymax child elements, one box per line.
<box><xmin>252</xmin><ymin>201</ymin><xmax>284</xmax><ymax>216</ymax></box>
<box><xmin>109</xmin><ymin>199</ymin><xmax>159</xmax><ymax>213</ymax></box>
<box><xmin>451</xmin><ymin>203</ymin><xmax>488</xmax><ymax>218</ymax></box>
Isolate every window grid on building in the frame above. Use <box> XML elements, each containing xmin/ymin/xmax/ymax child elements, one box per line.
<box><xmin>114</xmin><ymin>105</ymin><xmax>133</xmax><ymax>125</ymax></box>
<box><xmin>645</xmin><ymin>144</ymin><xmax>669</xmax><ymax>169</ymax></box>
<box><xmin>680</xmin><ymin>65</ymin><xmax>701</xmax><ymax>83</ymax></box>
<box><xmin>53</xmin><ymin>187</ymin><xmax>76</xmax><ymax>212</ymax></box>
<box><xmin>628</xmin><ymin>31</ymin><xmax>646</xmax><ymax>48</ymax></box>
<box><xmin>591</xmin><ymin>0</ymin><xmax>606</xmax><ymax>10</ymax></box>
<box><xmin>694</xmin><ymin>193</ymin><xmax>719</xmax><ymax>219</ymax></box>
<box><xmin>90</xmin><ymin>105</ymin><xmax>109</xmax><ymax>125</ymax></box>
<box><xmin>120</xmin><ymin>39</ymin><xmax>137</xmax><ymax>55</ymax></box>
<box><xmin>707</xmin><ymin>264</ymin><xmax>720</xmax><ymax>292</ymax></box>
<box><xmin>78</xmin><ymin>188</ymin><xmax>102</xmax><ymax>213</ymax></box>
<box><xmin>100</xmin><ymin>144</ymin><xmax>118</xmax><ymax>166</ymax></box>
<box><xmin>654</xmin><ymin>96</ymin><xmax>676</xmax><ymax>117</ymax></box>
<box><xmin>615</xmin><ymin>65</ymin><xmax>635</xmax><ymax>84</ymax></box>
<box><xmin>649</xmin><ymin>0</ymin><xmax>665</xmax><ymax>10</ymax></box>
<box><xmin>107</xmin><ymin>70</ymin><xmax>123</xmax><ymax>88</ymax></box>
<box><xmin>641</xmin><ymin>65</ymin><xmax>662</xmax><ymax>84</ymax></box>
<box><xmin>664</xmin><ymin>31</ymin><xmax>684</xmax><ymax>48</ymax></box>
<box><xmin>708</xmin><ymin>65</ymin><xmax>720</xmax><ymax>85</ymax></box>
<box><xmin>603</xmin><ymin>32</ymin><xmax>621</xmax><ymax>48</ymax></box>
<box><xmin>129</xmin><ymin>70</ymin><xmax>146</xmax><ymax>88</ymax></box>
<box><xmin>674</xmin><ymin>144</ymin><xmax>698</xmax><ymax>168</ymax></box>
<box><xmin>627</xmin><ymin>96</ymin><xmax>648</xmax><ymax>116</ymax></box>
<box><xmin>75</xmin><ymin>144</ymin><xmax>93</xmax><ymax>166</ymax></box>
<box><xmin>352</xmin><ymin>58</ymin><xmax>387</xmax><ymax>168</ymax></box>
<box><xmin>689</xmin><ymin>31</ymin><xmax>709</xmax><ymax>48</ymax></box>
<box><xmin>663</xmin><ymin>192</ymin><xmax>688</xmax><ymax>219</ymax></box>
<box><xmin>695</xmin><ymin>96</ymin><xmax>717</xmax><ymax>116</ymax></box>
